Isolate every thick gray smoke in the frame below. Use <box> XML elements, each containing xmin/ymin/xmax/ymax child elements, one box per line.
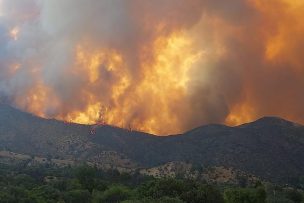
<box><xmin>1</xmin><ymin>0</ymin><xmax>304</xmax><ymax>135</ymax></box>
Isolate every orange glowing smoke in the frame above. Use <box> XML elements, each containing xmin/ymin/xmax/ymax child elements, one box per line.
<box><xmin>14</xmin><ymin>32</ymin><xmax>202</xmax><ymax>135</ymax></box>
<box><xmin>2</xmin><ymin>0</ymin><xmax>304</xmax><ymax>135</ymax></box>
<box><xmin>48</xmin><ymin>32</ymin><xmax>201</xmax><ymax>134</ymax></box>
<box><xmin>226</xmin><ymin>0</ymin><xmax>304</xmax><ymax>126</ymax></box>
<box><xmin>9</xmin><ymin>26</ymin><xmax>20</xmax><ymax>41</ymax></box>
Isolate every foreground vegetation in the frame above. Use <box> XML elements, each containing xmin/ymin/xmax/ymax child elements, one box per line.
<box><xmin>0</xmin><ymin>163</ymin><xmax>303</xmax><ymax>203</ymax></box>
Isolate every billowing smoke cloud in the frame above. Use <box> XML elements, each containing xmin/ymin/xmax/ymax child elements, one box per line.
<box><xmin>0</xmin><ymin>0</ymin><xmax>304</xmax><ymax>135</ymax></box>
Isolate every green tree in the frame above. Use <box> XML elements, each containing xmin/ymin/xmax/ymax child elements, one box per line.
<box><xmin>121</xmin><ymin>198</ymin><xmax>184</xmax><ymax>203</ymax></box>
<box><xmin>64</xmin><ymin>189</ymin><xmax>91</xmax><ymax>203</ymax></box>
<box><xmin>181</xmin><ymin>184</ymin><xmax>224</xmax><ymax>203</ymax></box>
<box><xmin>224</xmin><ymin>187</ymin><xmax>266</xmax><ymax>203</ymax></box>
<box><xmin>284</xmin><ymin>189</ymin><xmax>303</xmax><ymax>203</ymax></box>
<box><xmin>0</xmin><ymin>191</ymin><xmax>15</xmax><ymax>203</ymax></box>
<box><xmin>138</xmin><ymin>178</ymin><xmax>186</xmax><ymax>199</ymax></box>
<box><xmin>76</xmin><ymin>166</ymin><xmax>97</xmax><ymax>192</ymax></box>
<box><xmin>29</xmin><ymin>185</ymin><xmax>61</xmax><ymax>202</ymax></box>
<box><xmin>92</xmin><ymin>185</ymin><xmax>132</xmax><ymax>203</ymax></box>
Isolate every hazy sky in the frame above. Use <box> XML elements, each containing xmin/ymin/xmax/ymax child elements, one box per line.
<box><xmin>0</xmin><ymin>0</ymin><xmax>304</xmax><ymax>135</ymax></box>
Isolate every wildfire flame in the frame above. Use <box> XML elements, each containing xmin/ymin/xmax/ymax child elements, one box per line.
<box><xmin>1</xmin><ymin>0</ymin><xmax>304</xmax><ymax>135</ymax></box>
<box><xmin>45</xmin><ymin>33</ymin><xmax>202</xmax><ymax>134</ymax></box>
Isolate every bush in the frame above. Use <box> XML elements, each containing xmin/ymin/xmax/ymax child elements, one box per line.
<box><xmin>138</xmin><ymin>178</ymin><xmax>224</xmax><ymax>203</ymax></box>
<box><xmin>92</xmin><ymin>185</ymin><xmax>133</xmax><ymax>203</ymax></box>
<box><xmin>29</xmin><ymin>185</ymin><xmax>61</xmax><ymax>202</ymax></box>
<box><xmin>181</xmin><ymin>184</ymin><xmax>224</xmax><ymax>203</ymax></box>
<box><xmin>63</xmin><ymin>189</ymin><xmax>91</xmax><ymax>203</ymax></box>
<box><xmin>121</xmin><ymin>196</ymin><xmax>184</xmax><ymax>203</ymax></box>
<box><xmin>224</xmin><ymin>187</ymin><xmax>266</xmax><ymax>203</ymax></box>
<box><xmin>138</xmin><ymin>178</ymin><xmax>186</xmax><ymax>199</ymax></box>
<box><xmin>284</xmin><ymin>189</ymin><xmax>303</xmax><ymax>203</ymax></box>
<box><xmin>76</xmin><ymin>166</ymin><xmax>97</xmax><ymax>192</ymax></box>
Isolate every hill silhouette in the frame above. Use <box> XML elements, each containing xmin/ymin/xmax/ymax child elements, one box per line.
<box><xmin>0</xmin><ymin>104</ymin><xmax>304</xmax><ymax>183</ymax></box>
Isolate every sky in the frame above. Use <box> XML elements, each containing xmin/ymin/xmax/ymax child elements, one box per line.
<box><xmin>0</xmin><ymin>0</ymin><xmax>304</xmax><ymax>135</ymax></box>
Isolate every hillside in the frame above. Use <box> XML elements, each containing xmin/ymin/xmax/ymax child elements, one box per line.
<box><xmin>0</xmin><ymin>104</ymin><xmax>304</xmax><ymax>184</ymax></box>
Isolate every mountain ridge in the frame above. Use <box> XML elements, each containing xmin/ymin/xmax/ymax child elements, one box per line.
<box><xmin>0</xmin><ymin>104</ymin><xmax>304</xmax><ymax>184</ymax></box>
<box><xmin>1</xmin><ymin>103</ymin><xmax>301</xmax><ymax>135</ymax></box>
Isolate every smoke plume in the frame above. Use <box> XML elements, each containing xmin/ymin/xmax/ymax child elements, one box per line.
<box><xmin>0</xmin><ymin>0</ymin><xmax>304</xmax><ymax>135</ymax></box>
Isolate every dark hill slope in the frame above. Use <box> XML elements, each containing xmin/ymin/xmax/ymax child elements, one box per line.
<box><xmin>91</xmin><ymin>118</ymin><xmax>304</xmax><ymax>182</ymax></box>
<box><xmin>0</xmin><ymin>104</ymin><xmax>304</xmax><ymax>183</ymax></box>
<box><xmin>0</xmin><ymin>104</ymin><xmax>92</xmax><ymax>159</ymax></box>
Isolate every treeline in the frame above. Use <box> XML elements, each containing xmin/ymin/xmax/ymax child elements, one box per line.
<box><xmin>0</xmin><ymin>163</ymin><xmax>303</xmax><ymax>203</ymax></box>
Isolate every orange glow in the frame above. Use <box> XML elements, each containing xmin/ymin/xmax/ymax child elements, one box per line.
<box><xmin>133</xmin><ymin>33</ymin><xmax>203</xmax><ymax>133</ymax></box>
<box><xmin>75</xmin><ymin>44</ymin><xmax>124</xmax><ymax>84</ymax></box>
<box><xmin>224</xmin><ymin>0</ymin><xmax>304</xmax><ymax>126</ymax></box>
<box><xmin>30</xmin><ymin>32</ymin><xmax>202</xmax><ymax>135</ymax></box>
<box><xmin>226</xmin><ymin>103</ymin><xmax>256</xmax><ymax>126</ymax></box>
<box><xmin>9</xmin><ymin>63</ymin><xmax>21</xmax><ymax>75</ymax></box>
<box><xmin>5</xmin><ymin>1</ymin><xmax>304</xmax><ymax>135</ymax></box>
<box><xmin>9</xmin><ymin>26</ymin><xmax>20</xmax><ymax>41</ymax></box>
<box><xmin>252</xmin><ymin>0</ymin><xmax>304</xmax><ymax>65</ymax></box>
<box><xmin>15</xmin><ymin>83</ymin><xmax>60</xmax><ymax>118</ymax></box>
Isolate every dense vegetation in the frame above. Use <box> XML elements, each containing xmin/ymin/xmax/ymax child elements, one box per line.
<box><xmin>0</xmin><ymin>163</ymin><xmax>303</xmax><ymax>203</ymax></box>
